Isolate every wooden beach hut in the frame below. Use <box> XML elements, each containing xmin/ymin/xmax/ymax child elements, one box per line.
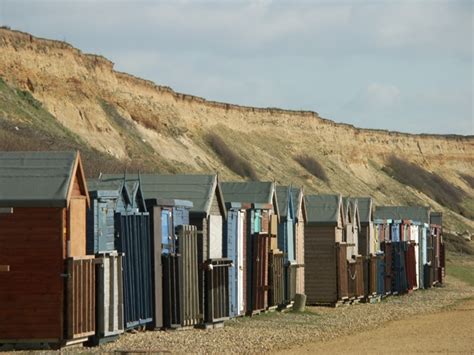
<box><xmin>89</xmin><ymin>175</ymin><xmax>153</xmax><ymax>331</ymax></box>
<box><xmin>276</xmin><ymin>186</ymin><xmax>297</xmax><ymax>305</ymax></box>
<box><xmin>221</xmin><ymin>181</ymin><xmax>280</xmax><ymax>312</ymax></box>
<box><xmin>223</xmin><ymin>201</ymin><xmax>249</xmax><ymax>318</ymax></box>
<box><xmin>304</xmin><ymin>194</ymin><xmax>347</xmax><ymax>306</ymax></box>
<box><xmin>0</xmin><ymin>151</ymin><xmax>94</xmax><ymax>347</ymax></box>
<box><xmin>132</xmin><ymin>174</ymin><xmax>230</xmax><ymax>327</ymax></box>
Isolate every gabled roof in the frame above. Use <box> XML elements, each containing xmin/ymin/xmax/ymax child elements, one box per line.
<box><xmin>291</xmin><ymin>186</ymin><xmax>307</xmax><ymax>222</ymax></box>
<box><xmin>0</xmin><ymin>151</ymin><xmax>89</xmax><ymax>207</ymax></box>
<box><xmin>348</xmin><ymin>198</ymin><xmax>361</xmax><ymax>229</ymax></box>
<box><xmin>354</xmin><ymin>197</ymin><xmax>373</xmax><ymax>224</ymax></box>
<box><xmin>276</xmin><ymin>186</ymin><xmax>294</xmax><ymax>219</ymax></box>
<box><xmin>374</xmin><ymin>206</ymin><xmax>430</xmax><ymax>224</ymax></box>
<box><xmin>221</xmin><ymin>181</ymin><xmax>279</xmax><ymax>217</ymax></box>
<box><xmin>105</xmin><ymin>174</ymin><xmax>226</xmax><ymax>217</ymax></box>
<box><xmin>89</xmin><ymin>174</ymin><xmax>147</xmax><ymax>211</ymax></box>
<box><xmin>305</xmin><ymin>194</ymin><xmax>344</xmax><ymax>226</ymax></box>
<box><xmin>342</xmin><ymin>197</ymin><xmax>353</xmax><ymax>225</ymax></box>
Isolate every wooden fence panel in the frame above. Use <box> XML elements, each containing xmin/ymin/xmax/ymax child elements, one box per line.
<box><xmin>67</xmin><ymin>256</ymin><xmax>96</xmax><ymax>340</ymax></box>
<box><xmin>205</xmin><ymin>259</ymin><xmax>231</xmax><ymax>323</ymax></box>
<box><xmin>178</xmin><ymin>225</ymin><xmax>201</xmax><ymax>327</ymax></box>
<box><xmin>336</xmin><ymin>243</ymin><xmax>348</xmax><ymax>300</ymax></box>
<box><xmin>269</xmin><ymin>251</ymin><xmax>285</xmax><ymax>307</ymax></box>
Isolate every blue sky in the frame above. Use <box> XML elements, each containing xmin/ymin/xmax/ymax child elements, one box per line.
<box><xmin>1</xmin><ymin>0</ymin><xmax>472</xmax><ymax>135</ymax></box>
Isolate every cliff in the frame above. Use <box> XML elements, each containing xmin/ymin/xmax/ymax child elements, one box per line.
<box><xmin>0</xmin><ymin>28</ymin><xmax>472</xmax><ymax>231</ymax></box>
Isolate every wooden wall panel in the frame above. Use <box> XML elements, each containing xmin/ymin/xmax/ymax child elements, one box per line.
<box><xmin>0</xmin><ymin>207</ymin><xmax>64</xmax><ymax>341</ymax></box>
<box><xmin>68</xmin><ymin>198</ymin><xmax>86</xmax><ymax>257</ymax></box>
<box><xmin>304</xmin><ymin>226</ymin><xmax>338</xmax><ymax>304</ymax></box>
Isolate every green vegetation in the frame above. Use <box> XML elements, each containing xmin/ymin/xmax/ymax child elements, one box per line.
<box><xmin>0</xmin><ymin>77</ymin><xmax>130</xmax><ymax>176</ymax></box>
<box><xmin>294</xmin><ymin>155</ymin><xmax>329</xmax><ymax>183</ymax></box>
<box><xmin>447</xmin><ymin>262</ymin><xmax>474</xmax><ymax>287</ymax></box>
<box><xmin>207</xmin><ymin>132</ymin><xmax>258</xmax><ymax>180</ymax></box>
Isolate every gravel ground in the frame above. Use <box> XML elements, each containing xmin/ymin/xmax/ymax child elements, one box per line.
<box><xmin>82</xmin><ymin>273</ymin><xmax>474</xmax><ymax>354</ymax></box>
<box><xmin>6</xmin><ymin>272</ymin><xmax>472</xmax><ymax>354</ymax></box>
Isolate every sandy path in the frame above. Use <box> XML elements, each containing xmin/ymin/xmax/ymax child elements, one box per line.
<box><xmin>279</xmin><ymin>299</ymin><xmax>474</xmax><ymax>354</ymax></box>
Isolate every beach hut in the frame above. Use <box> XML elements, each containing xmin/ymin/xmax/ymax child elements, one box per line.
<box><xmin>0</xmin><ymin>151</ymin><xmax>95</xmax><ymax>347</ymax></box>
<box><xmin>86</xmin><ymin>179</ymin><xmax>125</xmax><ymax>344</ymax></box>
<box><xmin>375</xmin><ymin>206</ymin><xmax>430</xmax><ymax>293</ymax></box>
<box><xmin>276</xmin><ymin>186</ymin><xmax>297</xmax><ymax>305</ymax></box>
<box><xmin>221</xmin><ymin>181</ymin><xmax>280</xmax><ymax>312</ymax></box>
<box><xmin>128</xmin><ymin>174</ymin><xmax>230</xmax><ymax>326</ymax></box>
<box><xmin>304</xmin><ymin>194</ymin><xmax>347</xmax><ymax>305</ymax></box>
<box><xmin>223</xmin><ymin>202</ymin><xmax>249</xmax><ymax>318</ymax></box>
<box><xmin>89</xmin><ymin>175</ymin><xmax>153</xmax><ymax>330</ymax></box>
<box><xmin>291</xmin><ymin>187</ymin><xmax>307</xmax><ymax>296</ymax></box>
<box><xmin>374</xmin><ymin>218</ymin><xmax>391</xmax><ymax>296</ymax></box>
<box><xmin>145</xmin><ymin>197</ymin><xmax>200</xmax><ymax>329</ymax></box>
<box><xmin>430</xmin><ymin>212</ymin><xmax>444</xmax><ymax>285</ymax></box>
<box><xmin>355</xmin><ymin>197</ymin><xmax>374</xmax><ymax>256</ymax></box>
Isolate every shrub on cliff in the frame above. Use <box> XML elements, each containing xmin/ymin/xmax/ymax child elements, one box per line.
<box><xmin>207</xmin><ymin>133</ymin><xmax>258</xmax><ymax>180</ymax></box>
<box><xmin>294</xmin><ymin>155</ymin><xmax>329</xmax><ymax>183</ymax></box>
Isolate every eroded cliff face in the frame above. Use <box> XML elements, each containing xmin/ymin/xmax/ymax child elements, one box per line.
<box><xmin>0</xmin><ymin>28</ymin><xmax>472</xmax><ymax>230</ymax></box>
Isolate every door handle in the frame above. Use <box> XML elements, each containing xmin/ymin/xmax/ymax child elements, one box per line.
<box><xmin>0</xmin><ymin>265</ymin><xmax>10</xmax><ymax>272</ymax></box>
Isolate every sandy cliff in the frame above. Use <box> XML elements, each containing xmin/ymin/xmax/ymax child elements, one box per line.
<box><xmin>0</xmin><ymin>28</ymin><xmax>472</xmax><ymax>230</ymax></box>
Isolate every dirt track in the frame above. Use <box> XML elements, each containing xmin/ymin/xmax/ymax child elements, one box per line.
<box><xmin>281</xmin><ymin>299</ymin><xmax>474</xmax><ymax>354</ymax></box>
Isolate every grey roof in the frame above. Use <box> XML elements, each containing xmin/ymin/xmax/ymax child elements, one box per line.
<box><xmin>221</xmin><ymin>181</ymin><xmax>274</xmax><ymax>205</ymax></box>
<box><xmin>354</xmin><ymin>197</ymin><xmax>373</xmax><ymax>224</ymax></box>
<box><xmin>88</xmin><ymin>177</ymin><xmax>124</xmax><ymax>193</ymax></box>
<box><xmin>101</xmin><ymin>174</ymin><xmax>222</xmax><ymax>216</ymax></box>
<box><xmin>374</xmin><ymin>206</ymin><xmax>430</xmax><ymax>224</ymax></box>
<box><xmin>0</xmin><ymin>151</ymin><xmax>78</xmax><ymax>207</ymax></box>
<box><xmin>305</xmin><ymin>194</ymin><xmax>343</xmax><ymax>225</ymax></box>
<box><xmin>430</xmin><ymin>211</ymin><xmax>443</xmax><ymax>226</ymax></box>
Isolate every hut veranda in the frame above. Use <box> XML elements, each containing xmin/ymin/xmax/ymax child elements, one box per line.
<box><xmin>0</xmin><ymin>150</ymin><xmax>446</xmax><ymax>348</ymax></box>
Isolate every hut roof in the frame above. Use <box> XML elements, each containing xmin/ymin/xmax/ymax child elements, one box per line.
<box><xmin>430</xmin><ymin>211</ymin><xmax>443</xmax><ymax>226</ymax></box>
<box><xmin>103</xmin><ymin>174</ymin><xmax>225</xmax><ymax>217</ymax></box>
<box><xmin>276</xmin><ymin>186</ymin><xmax>292</xmax><ymax>219</ymax></box>
<box><xmin>0</xmin><ymin>151</ymin><xmax>88</xmax><ymax>207</ymax></box>
<box><xmin>305</xmin><ymin>194</ymin><xmax>344</xmax><ymax>226</ymax></box>
<box><xmin>342</xmin><ymin>197</ymin><xmax>353</xmax><ymax>224</ymax></box>
<box><xmin>374</xmin><ymin>206</ymin><xmax>430</xmax><ymax>224</ymax></box>
<box><xmin>354</xmin><ymin>197</ymin><xmax>373</xmax><ymax>224</ymax></box>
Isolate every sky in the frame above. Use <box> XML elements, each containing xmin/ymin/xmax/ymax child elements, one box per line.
<box><xmin>0</xmin><ymin>0</ymin><xmax>472</xmax><ymax>135</ymax></box>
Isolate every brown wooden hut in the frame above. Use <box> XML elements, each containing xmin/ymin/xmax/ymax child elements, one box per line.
<box><xmin>304</xmin><ymin>194</ymin><xmax>347</xmax><ymax>305</ymax></box>
<box><xmin>0</xmin><ymin>151</ymin><xmax>94</xmax><ymax>347</ymax></box>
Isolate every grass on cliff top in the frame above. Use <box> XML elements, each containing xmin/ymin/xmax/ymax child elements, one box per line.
<box><xmin>0</xmin><ymin>77</ymin><xmax>138</xmax><ymax>176</ymax></box>
<box><xmin>383</xmin><ymin>156</ymin><xmax>472</xmax><ymax>220</ymax></box>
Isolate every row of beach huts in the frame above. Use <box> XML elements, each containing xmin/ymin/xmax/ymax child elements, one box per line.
<box><xmin>0</xmin><ymin>151</ymin><xmax>445</xmax><ymax>348</ymax></box>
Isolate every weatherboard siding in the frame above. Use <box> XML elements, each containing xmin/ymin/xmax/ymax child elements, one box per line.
<box><xmin>304</xmin><ymin>226</ymin><xmax>338</xmax><ymax>304</ymax></box>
